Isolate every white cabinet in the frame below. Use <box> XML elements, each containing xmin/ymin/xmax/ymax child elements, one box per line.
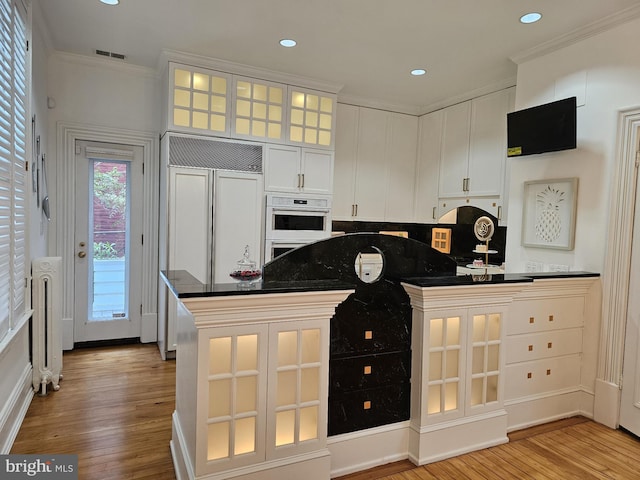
<box><xmin>171</xmin><ymin>289</ymin><xmax>353</xmax><ymax>480</ymax></box>
<box><xmin>264</xmin><ymin>144</ymin><xmax>333</xmax><ymax>195</ymax></box>
<box><xmin>437</xmin><ymin>88</ymin><xmax>514</xmax><ymax>222</ymax></box>
<box><xmin>414</xmin><ymin>110</ymin><xmax>443</xmax><ymax>223</ymax></box>
<box><xmin>403</xmin><ymin>282</ymin><xmax>525</xmax><ymax>465</ymax></box>
<box><xmin>165</xmin><ymin>62</ymin><xmax>337</xmax><ymax>150</ymax></box>
<box><xmin>333</xmin><ymin>104</ymin><xmax>418</xmax><ymax>222</ymax></box>
<box><xmin>504</xmin><ymin>278</ymin><xmax>595</xmax><ymax>431</ymax></box>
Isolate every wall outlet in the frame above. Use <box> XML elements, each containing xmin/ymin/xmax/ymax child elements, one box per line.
<box><xmin>525</xmin><ymin>261</ymin><xmax>544</xmax><ymax>272</ymax></box>
<box><xmin>548</xmin><ymin>264</ymin><xmax>570</xmax><ymax>272</ymax></box>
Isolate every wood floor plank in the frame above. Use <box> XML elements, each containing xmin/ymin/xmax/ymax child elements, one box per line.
<box><xmin>12</xmin><ymin>344</ymin><xmax>640</xmax><ymax>480</ymax></box>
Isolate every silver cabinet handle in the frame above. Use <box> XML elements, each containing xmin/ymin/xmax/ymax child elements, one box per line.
<box><xmin>301</xmin><ymin>173</ymin><xmax>305</xmax><ymax>188</ymax></box>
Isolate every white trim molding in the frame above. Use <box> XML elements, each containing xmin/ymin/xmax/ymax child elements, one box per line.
<box><xmin>53</xmin><ymin>122</ymin><xmax>159</xmax><ymax>347</ymax></box>
<box><xmin>596</xmin><ymin>107</ymin><xmax>640</xmax><ymax>427</ymax></box>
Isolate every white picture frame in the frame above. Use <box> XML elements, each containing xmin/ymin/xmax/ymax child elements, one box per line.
<box><xmin>522</xmin><ymin>177</ymin><xmax>578</xmax><ymax>250</ymax></box>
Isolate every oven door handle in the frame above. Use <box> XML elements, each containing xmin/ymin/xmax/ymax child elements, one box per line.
<box><xmin>270</xmin><ymin>207</ymin><xmax>331</xmax><ymax>214</ymax></box>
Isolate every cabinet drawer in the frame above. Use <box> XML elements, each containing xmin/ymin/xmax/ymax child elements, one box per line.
<box><xmin>506</xmin><ymin>328</ymin><xmax>583</xmax><ymax>364</ymax></box>
<box><xmin>328</xmin><ymin>383</ymin><xmax>410</xmax><ymax>436</ymax></box>
<box><xmin>330</xmin><ymin>351</ymin><xmax>411</xmax><ymax>393</ymax></box>
<box><xmin>507</xmin><ymin>297</ymin><xmax>584</xmax><ymax>335</ymax></box>
<box><xmin>330</xmin><ymin>312</ymin><xmax>411</xmax><ymax>356</ymax></box>
<box><xmin>504</xmin><ymin>355</ymin><xmax>581</xmax><ymax>400</ymax></box>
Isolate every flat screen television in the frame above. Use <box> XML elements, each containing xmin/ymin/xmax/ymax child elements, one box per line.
<box><xmin>507</xmin><ymin>96</ymin><xmax>576</xmax><ymax>157</ymax></box>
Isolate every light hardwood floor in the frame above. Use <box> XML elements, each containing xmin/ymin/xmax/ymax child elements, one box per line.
<box><xmin>11</xmin><ymin>344</ymin><xmax>640</xmax><ymax>479</ymax></box>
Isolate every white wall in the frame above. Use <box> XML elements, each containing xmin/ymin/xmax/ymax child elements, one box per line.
<box><xmin>505</xmin><ymin>16</ymin><xmax>640</xmax><ymax>275</ymax></box>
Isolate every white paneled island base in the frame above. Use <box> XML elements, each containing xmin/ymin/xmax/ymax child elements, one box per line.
<box><xmin>166</xmin><ymin>274</ymin><xmax>599</xmax><ymax>479</ymax></box>
<box><xmin>168</xmin><ymin>288</ymin><xmax>354</xmax><ymax>480</ymax></box>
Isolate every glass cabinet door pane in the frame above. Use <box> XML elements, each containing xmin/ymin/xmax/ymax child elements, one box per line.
<box><xmin>209</xmin><ymin>378</ymin><xmax>231</xmax><ymax>417</ymax></box>
<box><xmin>234</xmin><ymin>417</ymin><xmax>256</xmax><ymax>455</ymax></box>
<box><xmin>237</xmin><ymin>334</ymin><xmax>258</xmax><ymax>371</ymax></box>
<box><xmin>429</xmin><ymin>351</ymin><xmax>443</xmax><ymax>381</ymax></box>
<box><xmin>174</xmin><ymin>69</ymin><xmax>191</xmax><ymax>88</ymax></box>
<box><xmin>208</xmin><ymin>422</ymin><xmax>230</xmax><ymax>460</ymax></box>
<box><xmin>430</xmin><ymin>318</ymin><xmax>443</xmax><ymax>347</ymax></box>
<box><xmin>446</xmin><ymin>317</ymin><xmax>460</xmax><ymax>345</ymax></box>
<box><xmin>299</xmin><ymin>406</ymin><xmax>318</xmax><ymax>442</ymax></box>
<box><xmin>300</xmin><ymin>367</ymin><xmax>319</xmax><ymax>402</ymax></box>
<box><xmin>444</xmin><ymin>382</ymin><xmax>458</xmax><ymax>411</ymax></box>
<box><xmin>277</xmin><ymin>370</ymin><xmax>297</xmax><ymax>406</ymax></box>
<box><xmin>427</xmin><ymin>384</ymin><xmax>441</xmax><ymax>414</ymax></box>
<box><xmin>275</xmin><ymin>410</ymin><xmax>295</xmax><ymax>446</ymax></box>
<box><xmin>236</xmin><ymin>376</ymin><xmax>257</xmax><ymax>413</ymax></box>
<box><xmin>301</xmin><ymin>329</ymin><xmax>320</xmax><ymax>363</ymax></box>
<box><xmin>210</xmin><ymin>337</ymin><xmax>232</xmax><ymax>375</ymax></box>
<box><xmin>278</xmin><ymin>331</ymin><xmax>298</xmax><ymax>366</ymax></box>
<box><xmin>445</xmin><ymin>349</ymin><xmax>459</xmax><ymax>377</ymax></box>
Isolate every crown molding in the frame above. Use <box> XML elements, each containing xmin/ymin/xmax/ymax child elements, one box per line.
<box><xmin>417</xmin><ymin>76</ymin><xmax>517</xmax><ymax>116</ymax></box>
<box><xmin>159</xmin><ymin>49</ymin><xmax>344</xmax><ymax>95</ymax></box>
<box><xmin>51</xmin><ymin>50</ymin><xmax>159</xmax><ymax>80</ymax></box>
<box><xmin>510</xmin><ymin>4</ymin><xmax>640</xmax><ymax>65</ymax></box>
<box><xmin>337</xmin><ymin>93</ymin><xmax>421</xmax><ymax>116</ymax></box>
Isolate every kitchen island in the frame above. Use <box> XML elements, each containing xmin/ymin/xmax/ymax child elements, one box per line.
<box><xmin>162</xmin><ymin>234</ymin><xmax>600</xmax><ymax>479</ymax></box>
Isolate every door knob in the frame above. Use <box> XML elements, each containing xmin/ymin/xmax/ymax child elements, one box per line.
<box><xmin>78</xmin><ymin>251</ymin><xmax>86</xmax><ymax>258</ymax></box>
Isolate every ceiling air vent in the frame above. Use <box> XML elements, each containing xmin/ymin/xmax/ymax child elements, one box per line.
<box><xmin>95</xmin><ymin>49</ymin><xmax>126</xmax><ymax>60</ymax></box>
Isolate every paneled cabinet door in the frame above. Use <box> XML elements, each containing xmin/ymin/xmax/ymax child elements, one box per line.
<box><xmin>332</xmin><ymin>103</ymin><xmax>359</xmax><ymax>220</ymax></box>
<box><xmin>438</xmin><ymin>101</ymin><xmax>471</xmax><ymax>198</ymax></box>
<box><xmin>385</xmin><ymin>113</ymin><xmax>418</xmax><ymax>222</ymax></box>
<box><xmin>288</xmin><ymin>87</ymin><xmax>336</xmax><ymax>149</ymax></box>
<box><xmin>264</xmin><ymin>144</ymin><xmax>333</xmax><ymax>195</ymax></box>
<box><xmin>352</xmin><ymin>107</ymin><xmax>388</xmax><ymax>221</ymax></box>
<box><xmin>415</xmin><ymin>110</ymin><xmax>443</xmax><ymax>223</ymax></box>
<box><xmin>467</xmin><ymin>89</ymin><xmax>512</xmax><ymax>197</ymax></box>
<box><xmin>232</xmin><ymin>76</ymin><xmax>286</xmax><ymax>143</ymax></box>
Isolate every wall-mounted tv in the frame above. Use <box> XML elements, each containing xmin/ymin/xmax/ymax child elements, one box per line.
<box><xmin>507</xmin><ymin>96</ymin><xmax>577</xmax><ymax>157</ymax></box>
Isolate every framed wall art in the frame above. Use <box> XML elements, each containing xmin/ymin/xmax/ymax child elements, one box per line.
<box><xmin>522</xmin><ymin>177</ymin><xmax>578</xmax><ymax>250</ymax></box>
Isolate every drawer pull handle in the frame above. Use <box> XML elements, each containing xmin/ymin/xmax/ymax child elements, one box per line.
<box><xmin>527</xmin><ymin>372</ymin><xmax>532</xmax><ymax>379</ymax></box>
<box><xmin>549</xmin><ymin>315</ymin><xmax>554</xmax><ymax>322</ymax></box>
<box><xmin>528</xmin><ymin>345</ymin><xmax>533</xmax><ymax>352</ymax></box>
<box><xmin>548</xmin><ymin>342</ymin><xmax>553</xmax><ymax>349</ymax></box>
<box><xmin>547</xmin><ymin>369</ymin><xmax>551</xmax><ymax>375</ymax></box>
<box><xmin>364</xmin><ymin>365</ymin><xmax>372</xmax><ymax>375</ymax></box>
<box><xmin>364</xmin><ymin>401</ymin><xmax>372</xmax><ymax>410</ymax></box>
<box><xmin>529</xmin><ymin>317</ymin><xmax>535</xmax><ymax>324</ymax></box>
<box><xmin>364</xmin><ymin>330</ymin><xmax>373</xmax><ymax>340</ymax></box>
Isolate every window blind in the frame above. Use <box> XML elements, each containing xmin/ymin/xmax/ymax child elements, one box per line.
<box><xmin>0</xmin><ymin>0</ymin><xmax>27</xmax><ymax>342</ymax></box>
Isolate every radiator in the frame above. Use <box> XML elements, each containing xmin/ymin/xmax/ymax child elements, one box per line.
<box><xmin>32</xmin><ymin>257</ymin><xmax>63</xmax><ymax>396</ymax></box>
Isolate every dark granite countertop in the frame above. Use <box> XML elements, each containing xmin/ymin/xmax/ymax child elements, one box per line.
<box><xmin>162</xmin><ymin>269</ymin><xmax>600</xmax><ymax>299</ymax></box>
<box><xmin>161</xmin><ymin>270</ymin><xmax>355</xmax><ymax>298</ymax></box>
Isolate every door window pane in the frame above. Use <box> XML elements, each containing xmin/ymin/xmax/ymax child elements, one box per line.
<box><xmin>90</xmin><ymin>160</ymin><xmax>129</xmax><ymax>321</ymax></box>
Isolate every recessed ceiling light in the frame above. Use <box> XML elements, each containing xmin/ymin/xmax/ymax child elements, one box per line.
<box><xmin>100</xmin><ymin>0</ymin><xmax>119</xmax><ymax>4</ymax></box>
<box><xmin>520</xmin><ymin>12</ymin><xmax>542</xmax><ymax>24</ymax></box>
<box><xmin>411</xmin><ymin>69</ymin><xmax>427</xmax><ymax>76</ymax></box>
<box><xmin>279</xmin><ymin>39</ymin><xmax>297</xmax><ymax>48</ymax></box>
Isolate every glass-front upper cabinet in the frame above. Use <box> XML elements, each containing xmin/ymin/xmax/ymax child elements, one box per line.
<box><xmin>169</xmin><ymin>63</ymin><xmax>231</xmax><ymax>135</ymax></box>
<box><xmin>232</xmin><ymin>76</ymin><xmax>286</xmax><ymax>142</ymax></box>
<box><xmin>288</xmin><ymin>88</ymin><xmax>336</xmax><ymax>149</ymax></box>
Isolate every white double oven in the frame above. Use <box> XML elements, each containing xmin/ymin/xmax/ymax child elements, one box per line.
<box><xmin>264</xmin><ymin>193</ymin><xmax>332</xmax><ymax>262</ymax></box>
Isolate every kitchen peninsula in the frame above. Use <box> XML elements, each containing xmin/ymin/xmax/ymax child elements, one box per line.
<box><xmin>163</xmin><ymin>234</ymin><xmax>599</xmax><ymax>479</ymax></box>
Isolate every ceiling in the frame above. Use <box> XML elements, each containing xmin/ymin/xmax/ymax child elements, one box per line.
<box><xmin>35</xmin><ymin>0</ymin><xmax>640</xmax><ymax>114</ymax></box>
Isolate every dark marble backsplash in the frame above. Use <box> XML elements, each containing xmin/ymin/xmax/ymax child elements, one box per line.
<box><xmin>332</xmin><ymin>209</ymin><xmax>506</xmax><ymax>266</ymax></box>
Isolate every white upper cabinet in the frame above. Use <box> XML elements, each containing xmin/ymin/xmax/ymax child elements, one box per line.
<box><xmin>288</xmin><ymin>88</ymin><xmax>337</xmax><ymax>149</ymax></box>
<box><xmin>169</xmin><ymin>64</ymin><xmax>232</xmax><ymax>136</ymax></box>
<box><xmin>333</xmin><ymin>105</ymin><xmax>419</xmax><ymax>222</ymax></box>
<box><xmin>352</xmin><ymin>107</ymin><xmax>389</xmax><ymax>221</ymax></box>
<box><xmin>333</xmin><ymin>104</ymin><xmax>359</xmax><ymax>220</ymax></box>
<box><xmin>439</xmin><ymin>101</ymin><xmax>471</xmax><ymax>198</ymax></box>
<box><xmin>385</xmin><ymin>112</ymin><xmax>418</xmax><ymax>222</ymax></box>
<box><xmin>415</xmin><ymin>110</ymin><xmax>443</xmax><ymax>224</ymax></box>
<box><xmin>165</xmin><ymin>62</ymin><xmax>337</xmax><ymax>149</ymax></box>
<box><xmin>439</xmin><ymin>89</ymin><xmax>513</xmax><ymax>199</ymax></box>
<box><xmin>232</xmin><ymin>76</ymin><xmax>286</xmax><ymax>143</ymax></box>
<box><xmin>264</xmin><ymin>144</ymin><xmax>333</xmax><ymax>195</ymax></box>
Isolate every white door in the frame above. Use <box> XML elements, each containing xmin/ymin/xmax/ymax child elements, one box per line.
<box><xmin>74</xmin><ymin>141</ymin><xmax>143</xmax><ymax>343</ymax></box>
<box><xmin>620</xmin><ymin>150</ymin><xmax>640</xmax><ymax>435</ymax></box>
